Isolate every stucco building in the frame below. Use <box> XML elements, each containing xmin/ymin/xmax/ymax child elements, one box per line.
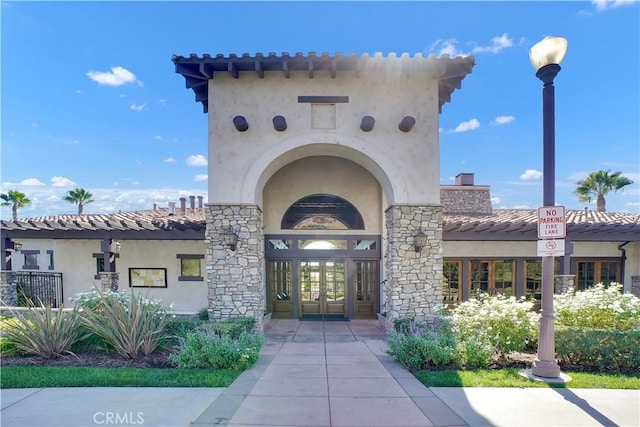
<box><xmin>2</xmin><ymin>52</ymin><xmax>639</xmax><ymax>331</ymax></box>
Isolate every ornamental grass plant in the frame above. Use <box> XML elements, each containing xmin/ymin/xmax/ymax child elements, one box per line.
<box><xmin>0</xmin><ymin>303</ymin><xmax>87</xmax><ymax>359</ymax></box>
<box><xmin>77</xmin><ymin>289</ymin><xmax>173</xmax><ymax>358</ymax></box>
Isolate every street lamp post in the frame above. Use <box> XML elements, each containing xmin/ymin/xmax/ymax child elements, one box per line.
<box><xmin>529</xmin><ymin>36</ymin><xmax>567</xmax><ymax>378</ymax></box>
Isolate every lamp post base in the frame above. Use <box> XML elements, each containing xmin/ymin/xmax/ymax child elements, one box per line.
<box><xmin>532</xmin><ymin>358</ymin><xmax>561</xmax><ymax>378</ymax></box>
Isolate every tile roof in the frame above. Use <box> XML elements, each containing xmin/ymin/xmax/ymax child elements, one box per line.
<box><xmin>0</xmin><ymin>208</ymin><xmax>206</xmax><ymax>239</ymax></box>
<box><xmin>2</xmin><ymin>208</ymin><xmax>638</xmax><ymax>242</ymax></box>
<box><xmin>171</xmin><ymin>51</ymin><xmax>475</xmax><ymax>113</ymax></box>
<box><xmin>443</xmin><ymin>209</ymin><xmax>640</xmax><ymax>241</ymax></box>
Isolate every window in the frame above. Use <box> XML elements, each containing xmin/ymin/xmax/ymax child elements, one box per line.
<box><xmin>443</xmin><ymin>261</ymin><xmax>461</xmax><ymax>305</ymax></box>
<box><xmin>469</xmin><ymin>260</ymin><xmax>515</xmax><ymax>297</ymax></box>
<box><xmin>575</xmin><ymin>260</ymin><xmax>620</xmax><ymax>291</ymax></box>
<box><xmin>47</xmin><ymin>250</ymin><xmax>54</xmax><ymax>270</ymax></box>
<box><xmin>281</xmin><ymin>194</ymin><xmax>365</xmax><ymax>230</ymax></box>
<box><xmin>177</xmin><ymin>254</ymin><xmax>204</xmax><ymax>281</ymax></box>
<box><xmin>93</xmin><ymin>253</ymin><xmax>118</xmax><ymax>279</ymax></box>
<box><xmin>22</xmin><ymin>250</ymin><xmax>40</xmax><ymax>270</ymax></box>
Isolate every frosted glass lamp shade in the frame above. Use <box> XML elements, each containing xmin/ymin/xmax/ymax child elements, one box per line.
<box><xmin>529</xmin><ymin>36</ymin><xmax>568</xmax><ymax>71</ymax></box>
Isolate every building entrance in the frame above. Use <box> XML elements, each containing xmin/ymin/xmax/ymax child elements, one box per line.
<box><xmin>300</xmin><ymin>260</ymin><xmax>346</xmax><ymax>319</ymax></box>
<box><xmin>265</xmin><ymin>235</ymin><xmax>381</xmax><ymax>320</ymax></box>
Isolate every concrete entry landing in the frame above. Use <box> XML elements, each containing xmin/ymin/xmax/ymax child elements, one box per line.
<box><xmin>264</xmin><ymin>318</ymin><xmax>386</xmax><ymax>342</ymax></box>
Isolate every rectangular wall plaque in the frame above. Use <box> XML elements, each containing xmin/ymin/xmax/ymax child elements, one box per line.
<box><xmin>298</xmin><ymin>96</ymin><xmax>349</xmax><ymax>103</ymax></box>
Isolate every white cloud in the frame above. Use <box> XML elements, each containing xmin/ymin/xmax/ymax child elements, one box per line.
<box><xmin>592</xmin><ymin>0</ymin><xmax>636</xmax><ymax>11</ymax></box>
<box><xmin>472</xmin><ymin>33</ymin><xmax>514</xmax><ymax>54</ymax></box>
<box><xmin>130</xmin><ymin>104</ymin><xmax>145</xmax><ymax>111</ymax></box>
<box><xmin>491</xmin><ymin>197</ymin><xmax>501</xmax><ymax>205</ymax></box>
<box><xmin>429</xmin><ymin>39</ymin><xmax>468</xmax><ymax>58</ymax></box>
<box><xmin>492</xmin><ymin>115</ymin><xmax>515</xmax><ymax>125</ymax></box>
<box><xmin>50</xmin><ymin>176</ymin><xmax>76</xmax><ymax>187</ymax></box>
<box><xmin>86</xmin><ymin>66</ymin><xmax>137</xmax><ymax>86</ymax></box>
<box><xmin>186</xmin><ymin>154</ymin><xmax>207</xmax><ymax>167</ymax></box>
<box><xmin>520</xmin><ymin>169</ymin><xmax>543</xmax><ymax>180</ymax></box>
<box><xmin>452</xmin><ymin>118</ymin><xmax>480</xmax><ymax>133</ymax></box>
<box><xmin>31</xmin><ymin>123</ymin><xmax>39</xmax><ymax>128</ymax></box>
<box><xmin>194</xmin><ymin>174</ymin><xmax>208</xmax><ymax>182</ymax></box>
<box><xmin>164</xmin><ymin>157</ymin><xmax>176</xmax><ymax>163</ymax></box>
<box><xmin>10</xmin><ymin>178</ymin><xmax>47</xmax><ymax>186</ymax></box>
<box><xmin>158</xmin><ymin>99</ymin><xmax>166</xmax><ymax>106</ymax></box>
<box><xmin>154</xmin><ymin>135</ymin><xmax>163</xmax><ymax>141</ymax></box>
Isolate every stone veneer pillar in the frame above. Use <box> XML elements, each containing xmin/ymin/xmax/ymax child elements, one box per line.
<box><xmin>206</xmin><ymin>204</ymin><xmax>265</xmax><ymax>333</ymax></box>
<box><xmin>631</xmin><ymin>276</ymin><xmax>640</xmax><ymax>298</ymax></box>
<box><xmin>99</xmin><ymin>272</ymin><xmax>119</xmax><ymax>292</ymax></box>
<box><xmin>554</xmin><ymin>275</ymin><xmax>575</xmax><ymax>295</ymax></box>
<box><xmin>384</xmin><ymin>205</ymin><xmax>443</xmax><ymax>331</ymax></box>
<box><xmin>0</xmin><ymin>271</ymin><xmax>18</xmax><ymax>306</ymax></box>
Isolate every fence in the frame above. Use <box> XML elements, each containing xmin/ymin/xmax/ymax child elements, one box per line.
<box><xmin>13</xmin><ymin>272</ymin><xmax>63</xmax><ymax>308</ymax></box>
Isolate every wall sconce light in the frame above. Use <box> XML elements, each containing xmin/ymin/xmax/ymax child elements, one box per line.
<box><xmin>272</xmin><ymin>115</ymin><xmax>287</xmax><ymax>131</ymax></box>
<box><xmin>109</xmin><ymin>241</ymin><xmax>121</xmax><ymax>254</ymax></box>
<box><xmin>223</xmin><ymin>226</ymin><xmax>239</xmax><ymax>251</ymax></box>
<box><xmin>360</xmin><ymin>115</ymin><xmax>375</xmax><ymax>132</ymax></box>
<box><xmin>12</xmin><ymin>241</ymin><xmax>23</xmax><ymax>252</ymax></box>
<box><xmin>399</xmin><ymin>116</ymin><xmax>416</xmax><ymax>132</ymax></box>
<box><xmin>413</xmin><ymin>229</ymin><xmax>427</xmax><ymax>253</ymax></box>
<box><xmin>233</xmin><ymin>115</ymin><xmax>249</xmax><ymax>132</ymax></box>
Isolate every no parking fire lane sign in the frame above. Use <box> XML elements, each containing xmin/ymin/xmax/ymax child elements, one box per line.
<box><xmin>537</xmin><ymin>206</ymin><xmax>566</xmax><ymax>256</ymax></box>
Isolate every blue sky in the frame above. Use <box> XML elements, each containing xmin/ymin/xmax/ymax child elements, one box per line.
<box><xmin>1</xmin><ymin>0</ymin><xmax>639</xmax><ymax>219</ymax></box>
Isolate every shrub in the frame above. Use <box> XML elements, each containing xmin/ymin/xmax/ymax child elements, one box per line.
<box><xmin>555</xmin><ymin>325</ymin><xmax>640</xmax><ymax>373</ymax></box>
<box><xmin>386</xmin><ymin>322</ymin><xmax>457</xmax><ymax>370</ymax></box>
<box><xmin>211</xmin><ymin>317</ymin><xmax>256</xmax><ymax>339</ymax></box>
<box><xmin>0</xmin><ymin>304</ymin><xmax>87</xmax><ymax>359</ymax></box>
<box><xmin>555</xmin><ymin>283</ymin><xmax>640</xmax><ymax>330</ymax></box>
<box><xmin>449</xmin><ymin>293</ymin><xmax>538</xmax><ymax>357</ymax></box>
<box><xmin>170</xmin><ymin>326</ymin><xmax>263</xmax><ymax>370</ymax></box>
<box><xmin>164</xmin><ymin>317</ymin><xmax>207</xmax><ymax>346</ymax></box>
<box><xmin>78</xmin><ymin>289</ymin><xmax>173</xmax><ymax>358</ymax></box>
<box><xmin>197</xmin><ymin>307</ymin><xmax>210</xmax><ymax>321</ymax></box>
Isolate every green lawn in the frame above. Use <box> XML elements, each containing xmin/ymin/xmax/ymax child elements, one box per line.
<box><xmin>0</xmin><ymin>366</ymin><xmax>241</xmax><ymax>389</ymax></box>
<box><xmin>3</xmin><ymin>365</ymin><xmax>638</xmax><ymax>390</ymax></box>
<box><xmin>414</xmin><ymin>369</ymin><xmax>640</xmax><ymax>389</ymax></box>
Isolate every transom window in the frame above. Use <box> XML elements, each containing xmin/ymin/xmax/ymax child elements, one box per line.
<box><xmin>281</xmin><ymin>194</ymin><xmax>364</xmax><ymax>230</ymax></box>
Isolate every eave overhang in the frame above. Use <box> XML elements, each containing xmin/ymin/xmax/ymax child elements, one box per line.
<box><xmin>171</xmin><ymin>51</ymin><xmax>476</xmax><ymax>113</ymax></box>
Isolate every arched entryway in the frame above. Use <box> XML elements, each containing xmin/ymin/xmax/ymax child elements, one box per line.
<box><xmin>262</xmin><ymin>156</ymin><xmax>383</xmax><ymax>320</ymax></box>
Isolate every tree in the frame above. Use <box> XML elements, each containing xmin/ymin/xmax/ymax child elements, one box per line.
<box><xmin>64</xmin><ymin>188</ymin><xmax>94</xmax><ymax>215</ymax></box>
<box><xmin>573</xmin><ymin>170</ymin><xmax>633</xmax><ymax>213</ymax></box>
<box><xmin>1</xmin><ymin>190</ymin><xmax>31</xmax><ymax>221</ymax></box>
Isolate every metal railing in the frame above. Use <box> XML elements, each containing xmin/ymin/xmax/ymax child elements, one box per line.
<box><xmin>14</xmin><ymin>271</ymin><xmax>63</xmax><ymax>308</ymax></box>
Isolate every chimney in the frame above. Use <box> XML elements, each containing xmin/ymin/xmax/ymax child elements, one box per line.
<box><xmin>198</xmin><ymin>196</ymin><xmax>203</xmax><ymax>209</ymax></box>
<box><xmin>189</xmin><ymin>195</ymin><xmax>196</xmax><ymax>210</ymax></box>
<box><xmin>179</xmin><ymin>197</ymin><xmax>186</xmax><ymax>214</ymax></box>
<box><xmin>455</xmin><ymin>173</ymin><xmax>474</xmax><ymax>186</ymax></box>
<box><xmin>168</xmin><ymin>202</ymin><xmax>176</xmax><ymax>216</ymax></box>
<box><xmin>153</xmin><ymin>203</ymin><xmax>157</xmax><ymax>211</ymax></box>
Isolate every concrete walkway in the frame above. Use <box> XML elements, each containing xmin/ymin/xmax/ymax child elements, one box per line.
<box><xmin>2</xmin><ymin>319</ymin><xmax>639</xmax><ymax>427</ymax></box>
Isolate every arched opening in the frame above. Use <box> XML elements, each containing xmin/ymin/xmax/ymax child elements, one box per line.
<box><xmin>281</xmin><ymin>194</ymin><xmax>365</xmax><ymax>230</ymax></box>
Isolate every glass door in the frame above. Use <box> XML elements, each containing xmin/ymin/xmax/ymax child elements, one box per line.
<box><xmin>299</xmin><ymin>260</ymin><xmax>346</xmax><ymax>319</ymax></box>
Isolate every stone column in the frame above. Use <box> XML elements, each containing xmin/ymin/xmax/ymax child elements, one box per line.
<box><xmin>384</xmin><ymin>205</ymin><xmax>443</xmax><ymax>332</ymax></box>
<box><xmin>99</xmin><ymin>272</ymin><xmax>119</xmax><ymax>292</ymax></box>
<box><xmin>0</xmin><ymin>271</ymin><xmax>18</xmax><ymax>306</ymax></box>
<box><xmin>206</xmin><ymin>204</ymin><xmax>265</xmax><ymax>333</ymax></box>
<box><xmin>554</xmin><ymin>274</ymin><xmax>575</xmax><ymax>295</ymax></box>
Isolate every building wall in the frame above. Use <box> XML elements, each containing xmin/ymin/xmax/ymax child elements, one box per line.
<box><xmin>262</xmin><ymin>156</ymin><xmax>383</xmax><ymax>234</ymax></box>
<box><xmin>11</xmin><ymin>238</ymin><xmax>207</xmax><ymax>313</ymax></box>
<box><xmin>207</xmin><ymin>69</ymin><xmax>440</xmax><ymax>207</ymax></box>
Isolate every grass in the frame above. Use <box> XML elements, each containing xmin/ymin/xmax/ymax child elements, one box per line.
<box><xmin>0</xmin><ymin>366</ymin><xmax>241</xmax><ymax>389</ymax></box>
<box><xmin>414</xmin><ymin>369</ymin><xmax>640</xmax><ymax>389</ymax></box>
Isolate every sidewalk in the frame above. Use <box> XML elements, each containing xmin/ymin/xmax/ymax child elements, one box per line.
<box><xmin>2</xmin><ymin>319</ymin><xmax>639</xmax><ymax>427</ymax></box>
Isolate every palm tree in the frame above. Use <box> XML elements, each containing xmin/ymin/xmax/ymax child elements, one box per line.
<box><xmin>1</xmin><ymin>190</ymin><xmax>31</xmax><ymax>221</ymax></box>
<box><xmin>64</xmin><ymin>188</ymin><xmax>94</xmax><ymax>215</ymax></box>
<box><xmin>573</xmin><ymin>170</ymin><xmax>634</xmax><ymax>212</ymax></box>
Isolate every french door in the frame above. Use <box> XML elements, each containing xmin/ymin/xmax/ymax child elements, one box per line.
<box><xmin>299</xmin><ymin>260</ymin><xmax>346</xmax><ymax>318</ymax></box>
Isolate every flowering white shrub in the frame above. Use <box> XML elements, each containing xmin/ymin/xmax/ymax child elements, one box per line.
<box><xmin>448</xmin><ymin>293</ymin><xmax>539</xmax><ymax>356</ymax></box>
<box><xmin>71</xmin><ymin>287</ymin><xmax>175</xmax><ymax>316</ymax></box>
<box><xmin>555</xmin><ymin>283</ymin><xmax>640</xmax><ymax>331</ymax></box>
